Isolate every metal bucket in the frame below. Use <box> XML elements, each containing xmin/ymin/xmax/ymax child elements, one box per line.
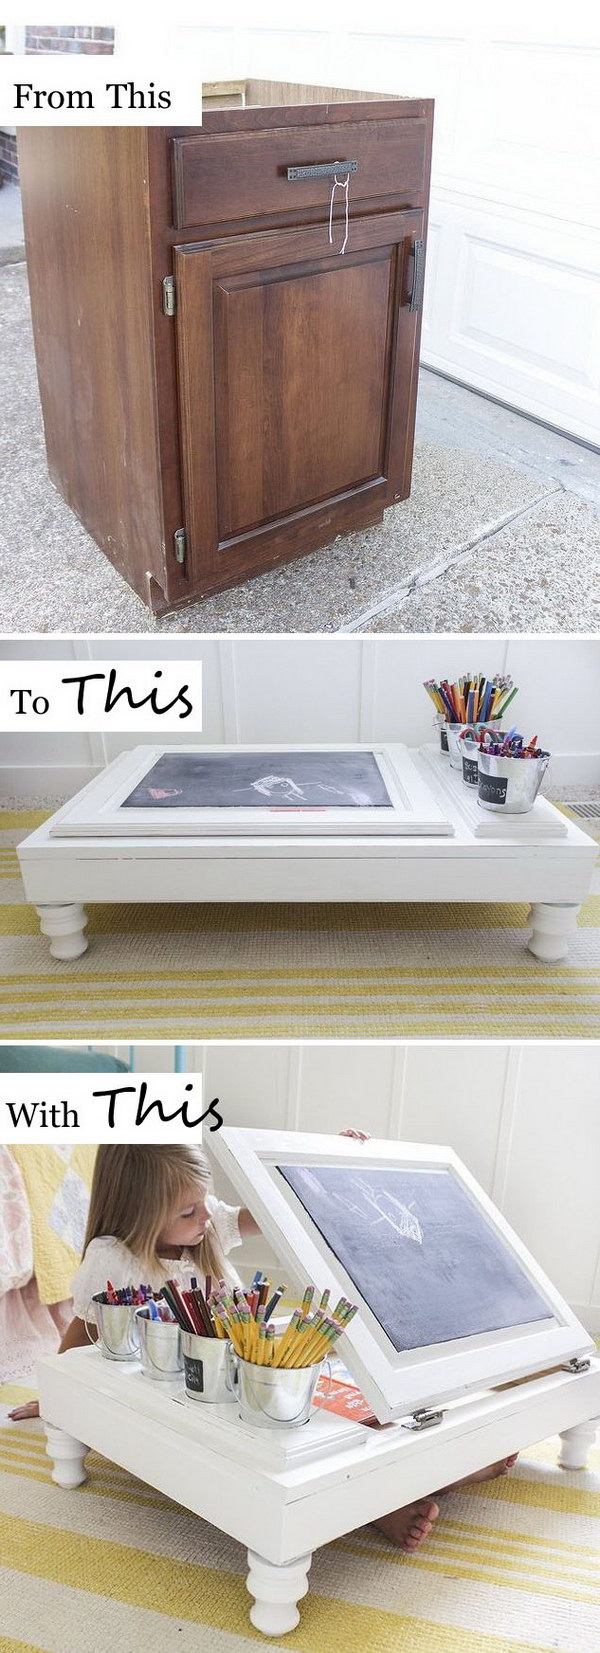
<box><xmin>461</xmin><ymin>738</ymin><xmax>479</xmax><ymax>788</ymax></box>
<box><xmin>433</xmin><ymin>714</ymin><xmax>449</xmax><ymax>754</ymax></box>
<box><xmin>234</xmin><ymin>1356</ymin><xmax>323</xmax><ymax>1430</ymax></box>
<box><xmin>478</xmin><ymin>751</ymin><xmax>550</xmax><ymax>814</ymax></box>
<box><xmin>135</xmin><ymin>1308</ymin><xmax>183</xmax><ymax>1380</ymax></box>
<box><xmin>447</xmin><ymin>722</ymin><xmax>499</xmax><ymax>770</ymax></box>
<box><xmin>181</xmin><ymin>1332</ymin><xmax>238</xmax><ymax>1403</ymax></box>
<box><xmin>87</xmin><ymin>1295</ymin><xmax>140</xmax><ymax>1361</ymax></box>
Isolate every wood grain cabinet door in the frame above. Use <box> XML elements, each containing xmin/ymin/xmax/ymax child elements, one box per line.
<box><xmin>173</xmin><ymin>209</ymin><xmax>425</xmax><ymax>590</ymax></box>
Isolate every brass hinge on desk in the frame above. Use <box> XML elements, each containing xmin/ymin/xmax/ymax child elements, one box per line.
<box><xmin>401</xmin><ymin>1408</ymin><xmax>445</xmax><ymax>1432</ymax></box>
<box><xmin>174</xmin><ymin>528</ymin><xmax>187</xmax><ymax>566</ymax></box>
<box><xmin>162</xmin><ymin>275</ymin><xmax>176</xmax><ymax>317</ymax></box>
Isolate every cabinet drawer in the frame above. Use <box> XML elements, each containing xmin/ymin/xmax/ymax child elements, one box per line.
<box><xmin>172</xmin><ymin>117</ymin><xmax>428</xmax><ymax>230</ymax></box>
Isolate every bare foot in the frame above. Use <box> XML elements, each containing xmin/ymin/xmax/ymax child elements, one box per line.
<box><xmin>371</xmin><ymin>1497</ymin><xmax>440</xmax><ymax>1552</ymax></box>
<box><xmin>438</xmin><ymin>1454</ymin><xmax>518</xmax><ymax>1494</ymax></box>
<box><xmin>7</xmin><ymin>1401</ymin><xmax>40</xmax><ymax>1421</ymax></box>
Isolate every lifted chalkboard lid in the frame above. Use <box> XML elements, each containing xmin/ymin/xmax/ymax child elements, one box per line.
<box><xmin>209</xmin><ymin>1129</ymin><xmax>594</xmax><ymax>1425</ymax></box>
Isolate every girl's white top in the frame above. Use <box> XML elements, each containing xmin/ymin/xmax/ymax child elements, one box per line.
<box><xmin>70</xmin><ymin>1196</ymin><xmax>243</xmax><ymax>1322</ymax></box>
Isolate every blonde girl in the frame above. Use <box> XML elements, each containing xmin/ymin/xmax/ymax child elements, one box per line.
<box><xmin>9</xmin><ymin>1144</ymin><xmax>260</xmax><ymax>1409</ymax></box>
<box><xmin>70</xmin><ymin>1141</ymin><xmax>257</xmax><ymax>1325</ymax></box>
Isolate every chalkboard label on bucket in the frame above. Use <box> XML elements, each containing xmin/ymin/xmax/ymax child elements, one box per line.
<box><xmin>440</xmin><ymin>726</ymin><xmax>449</xmax><ymax>753</ymax></box>
<box><xmin>479</xmin><ymin>773</ymin><xmax>508</xmax><ymax>806</ymax></box>
<box><xmin>462</xmin><ymin>754</ymin><xmax>479</xmax><ymax>786</ymax></box>
<box><xmin>184</xmin><ymin>1357</ymin><xmax>204</xmax><ymax>1393</ymax></box>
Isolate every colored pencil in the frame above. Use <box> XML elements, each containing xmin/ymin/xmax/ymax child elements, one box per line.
<box><xmin>424</xmin><ymin>674</ymin><xmax>518</xmax><ymax>725</ymax></box>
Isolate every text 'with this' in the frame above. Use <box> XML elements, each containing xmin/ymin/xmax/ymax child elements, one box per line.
<box><xmin>3</xmin><ymin>1077</ymin><xmax>223</xmax><ymax>1143</ymax></box>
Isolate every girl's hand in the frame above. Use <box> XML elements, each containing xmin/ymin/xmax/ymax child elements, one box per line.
<box><xmin>340</xmin><ymin>1129</ymin><xmax>370</xmax><ymax>1141</ymax></box>
<box><xmin>8</xmin><ymin>1400</ymin><xmax>40</xmax><ymax>1421</ymax></box>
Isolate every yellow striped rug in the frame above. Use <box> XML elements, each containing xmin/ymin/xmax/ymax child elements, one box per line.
<box><xmin>0</xmin><ymin>809</ymin><xmax>598</xmax><ymax>1039</ymax></box>
<box><xmin>1</xmin><ymin>1380</ymin><xmax>599</xmax><ymax>1653</ymax></box>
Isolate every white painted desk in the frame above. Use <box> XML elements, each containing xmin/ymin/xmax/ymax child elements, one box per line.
<box><xmin>18</xmin><ymin>746</ymin><xmax>595</xmax><ymax>964</ymax></box>
<box><xmin>38</xmin><ymin>1347</ymin><xmax>600</xmax><ymax>1637</ymax></box>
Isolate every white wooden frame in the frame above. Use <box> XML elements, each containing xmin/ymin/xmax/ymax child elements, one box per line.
<box><xmin>46</xmin><ymin>744</ymin><xmax>453</xmax><ymax>839</ymax></box>
<box><xmin>210</xmin><ymin>1129</ymin><xmax>594</xmax><ymax>1423</ymax></box>
<box><xmin>17</xmin><ymin>745</ymin><xmax>596</xmax><ymax>963</ymax></box>
<box><xmin>38</xmin><ymin>1345</ymin><xmax>600</xmax><ymax>1636</ymax></box>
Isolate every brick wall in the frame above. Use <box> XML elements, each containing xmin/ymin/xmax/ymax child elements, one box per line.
<box><xmin>1</xmin><ymin>26</ymin><xmax>115</xmax><ymax>184</ymax></box>
<box><xmin>25</xmin><ymin>26</ymin><xmax>115</xmax><ymax>54</ymax></box>
<box><xmin>0</xmin><ymin>129</ymin><xmax>19</xmax><ymax>183</ymax></box>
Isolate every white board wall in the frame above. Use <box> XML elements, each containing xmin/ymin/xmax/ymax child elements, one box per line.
<box><xmin>123</xmin><ymin>5</ymin><xmax>600</xmax><ymax>442</ymax></box>
<box><xmin>99</xmin><ymin>1040</ymin><xmax>600</xmax><ymax>1335</ymax></box>
<box><xmin>1</xmin><ymin>637</ymin><xmax>598</xmax><ymax>793</ymax></box>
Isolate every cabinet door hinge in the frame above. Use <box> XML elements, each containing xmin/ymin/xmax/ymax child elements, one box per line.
<box><xmin>401</xmin><ymin>1408</ymin><xmax>445</xmax><ymax>1432</ymax></box>
<box><xmin>174</xmin><ymin>527</ymin><xmax>187</xmax><ymax>565</ymax></box>
<box><xmin>162</xmin><ymin>275</ymin><xmax>176</xmax><ymax>317</ymax></box>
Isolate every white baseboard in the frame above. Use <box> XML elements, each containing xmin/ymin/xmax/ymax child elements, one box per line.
<box><xmin>547</xmin><ymin>754</ymin><xmax>600</xmax><ymax>787</ymax></box>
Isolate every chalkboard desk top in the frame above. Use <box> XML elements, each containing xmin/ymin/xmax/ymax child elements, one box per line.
<box><xmin>17</xmin><ymin>744</ymin><xmax>596</xmax><ymax>965</ymax></box>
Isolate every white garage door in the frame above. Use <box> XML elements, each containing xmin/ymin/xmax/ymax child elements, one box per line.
<box><xmin>136</xmin><ymin>5</ymin><xmax>600</xmax><ymax>445</ymax></box>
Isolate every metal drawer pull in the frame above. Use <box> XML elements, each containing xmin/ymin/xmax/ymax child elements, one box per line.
<box><xmin>287</xmin><ymin>159</ymin><xmax>358</xmax><ymax>181</ymax></box>
<box><xmin>409</xmin><ymin>236</ymin><xmax>425</xmax><ymax>313</ymax></box>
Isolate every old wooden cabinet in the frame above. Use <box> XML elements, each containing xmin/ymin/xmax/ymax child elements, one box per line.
<box><xmin>18</xmin><ymin>82</ymin><xmax>433</xmax><ymax>615</ymax></box>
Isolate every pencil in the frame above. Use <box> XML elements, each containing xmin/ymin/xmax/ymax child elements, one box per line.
<box><xmin>213</xmin><ymin>1284</ymin><xmax>359</xmax><ymax>1369</ymax></box>
<box><xmin>279</xmin><ymin>1317</ymin><xmax>313</xmax><ymax>1368</ymax></box>
<box><xmin>424</xmin><ymin>674</ymin><xmax>518</xmax><ymax>727</ymax></box>
<box><xmin>263</xmin><ymin>1284</ymin><xmax>287</xmax><ymax>1322</ymax></box>
<box><xmin>182</xmin><ymin>1290</ymin><xmax>205</xmax><ymax>1336</ymax></box>
<box><xmin>272</xmin><ymin>1308</ymin><xmax>302</xmax><ymax>1366</ymax></box>
<box><xmin>161</xmin><ymin>1280</ymin><xmax>194</xmax><ymax>1333</ymax></box>
<box><xmin>290</xmin><ymin>1318</ymin><xmax>331</xmax><ymax>1367</ymax></box>
<box><xmin>495</xmin><ymin>683</ymin><xmax>519</xmax><ymax>719</ymax></box>
<box><xmin>190</xmin><ymin>1283</ymin><xmax>214</xmax><ymax>1336</ymax></box>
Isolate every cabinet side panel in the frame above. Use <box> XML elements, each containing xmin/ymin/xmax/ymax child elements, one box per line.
<box><xmin>17</xmin><ymin>127</ymin><xmax>166</xmax><ymax>603</ymax></box>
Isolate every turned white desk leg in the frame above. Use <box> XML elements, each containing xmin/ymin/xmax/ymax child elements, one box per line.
<box><xmin>35</xmin><ymin>902</ymin><xmax>88</xmax><ymax>960</ymax></box>
<box><xmin>246</xmin><ymin>1550</ymin><xmax>312</xmax><ymax>1636</ymax></box>
<box><xmin>526</xmin><ymin>902</ymin><xmax>580</xmax><ymax>963</ymax></box>
<box><xmin>44</xmin><ymin>1424</ymin><xmax>89</xmax><ymax>1487</ymax></box>
<box><xmin>558</xmin><ymin>1418</ymin><xmax>599</xmax><ymax>1470</ymax></box>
